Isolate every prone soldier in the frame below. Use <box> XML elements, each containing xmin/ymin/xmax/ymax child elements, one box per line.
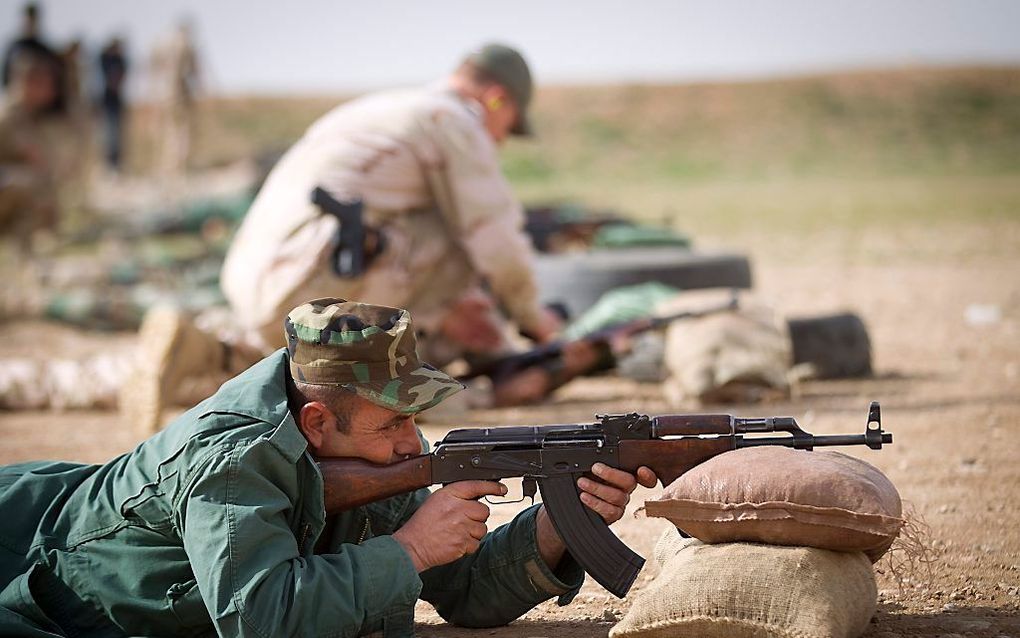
<box><xmin>0</xmin><ymin>298</ymin><xmax>654</xmax><ymax>637</ymax></box>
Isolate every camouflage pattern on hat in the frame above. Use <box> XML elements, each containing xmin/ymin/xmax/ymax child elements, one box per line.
<box><xmin>285</xmin><ymin>298</ymin><xmax>463</xmax><ymax>414</ymax></box>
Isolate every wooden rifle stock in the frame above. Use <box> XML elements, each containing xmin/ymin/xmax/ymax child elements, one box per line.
<box><xmin>320</xmin><ymin>454</ymin><xmax>433</xmax><ymax>515</ymax></box>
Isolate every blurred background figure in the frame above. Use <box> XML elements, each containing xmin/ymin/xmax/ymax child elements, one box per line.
<box><xmin>148</xmin><ymin>20</ymin><xmax>199</xmax><ymax>177</ymax></box>
<box><xmin>59</xmin><ymin>37</ymin><xmax>85</xmax><ymax>116</ymax></box>
<box><xmin>122</xmin><ymin>42</ymin><xmax>564</xmax><ymax>434</ymax></box>
<box><xmin>0</xmin><ymin>47</ymin><xmax>67</xmax><ymax>254</ymax></box>
<box><xmin>2</xmin><ymin>3</ymin><xmax>60</xmax><ymax>94</ymax></box>
<box><xmin>57</xmin><ymin>36</ymin><xmax>94</xmax><ymax>222</ymax></box>
<box><xmin>98</xmin><ymin>36</ymin><xmax>128</xmax><ymax>172</ymax></box>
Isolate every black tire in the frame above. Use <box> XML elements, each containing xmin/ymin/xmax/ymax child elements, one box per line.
<box><xmin>787</xmin><ymin>313</ymin><xmax>873</xmax><ymax>378</ymax></box>
<box><xmin>533</xmin><ymin>248</ymin><xmax>752</xmax><ymax>318</ymax></box>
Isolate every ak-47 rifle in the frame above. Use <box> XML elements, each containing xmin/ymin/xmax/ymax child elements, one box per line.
<box><xmin>460</xmin><ymin>293</ymin><xmax>740</xmax><ymax>382</ymax></box>
<box><xmin>319</xmin><ymin>402</ymin><xmax>891</xmax><ymax>598</ymax></box>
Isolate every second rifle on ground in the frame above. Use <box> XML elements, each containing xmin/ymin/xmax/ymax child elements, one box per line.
<box><xmin>461</xmin><ymin>292</ymin><xmax>739</xmax><ymax>383</ymax></box>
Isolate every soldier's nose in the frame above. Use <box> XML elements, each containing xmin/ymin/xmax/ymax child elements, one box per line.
<box><xmin>393</xmin><ymin>418</ymin><xmax>422</xmax><ymax>457</ymax></box>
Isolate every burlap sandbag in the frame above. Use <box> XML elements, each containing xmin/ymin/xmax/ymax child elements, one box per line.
<box><xmin>645</xmin><ymin>447</ymin><xmax>903</xmax><ymax>561</ymax></box>
<box><xmin>658</xmin><ymin>290</ymin><xmax>792</xmax><ymax>405</ymax></box>
<box><xmin>610</xmin><ymin>530</ymin><xmax>877</xmax><ymax>638</ymax></box>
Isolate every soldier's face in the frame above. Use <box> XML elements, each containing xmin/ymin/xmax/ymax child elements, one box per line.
<box><xmin>309</xmin><ymin>396</ymin><xmax>422</xmax><ymax>464</ymax></box>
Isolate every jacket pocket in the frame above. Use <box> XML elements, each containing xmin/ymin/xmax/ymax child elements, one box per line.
<box><xmin>167</xmin><ymin>579</ymin><xmax>212</xmax><ymax>629</ymax></box>
<box><xmin>0</xmin><ymin>563</ymin><xmax>65</xmax><ymax>635</ymax></box>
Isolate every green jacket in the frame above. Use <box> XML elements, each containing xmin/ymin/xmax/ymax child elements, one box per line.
<box><xmin>0</xmin><ymin>351</ymin><xmax>583</xmax><ymax>637</ymax></box>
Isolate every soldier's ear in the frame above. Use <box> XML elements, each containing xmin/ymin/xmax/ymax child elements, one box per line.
<box><xmin>297</xmin><ymin>401</ymin><xmax>332</xmax><ymax>451</ymax></box>
<box><xmin>481</xmin><ymin>83</ymin><xmax>508</xmax><ymax>112</ymax></box>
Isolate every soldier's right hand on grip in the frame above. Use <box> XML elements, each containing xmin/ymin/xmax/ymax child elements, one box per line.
<box><xmin>393</xmin><ymin>480</ymin><xmax>507</xmax><ymax>572</ymax></box>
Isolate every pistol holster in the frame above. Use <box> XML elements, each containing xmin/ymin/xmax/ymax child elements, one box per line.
<box><xmin>311</xmin><ymin>186</ymin><xmax>387</xmax><ymax>278</ymax></box>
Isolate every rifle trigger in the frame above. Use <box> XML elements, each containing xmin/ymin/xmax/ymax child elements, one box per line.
<box><xmin>522</xmin><ymin>477</ymin><xmax>538</xmax><ymax>504</ymax></box>
<box><xmin>483</xmin><ymin>479</ymin><xmax>538</xmax><ymax>506</ymax></box>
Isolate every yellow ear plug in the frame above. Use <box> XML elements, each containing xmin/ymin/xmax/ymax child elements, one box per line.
<box><xmin>487</xmin><ymin>97</ymin><xmax>504</xmax><ymax>111</ymax></box>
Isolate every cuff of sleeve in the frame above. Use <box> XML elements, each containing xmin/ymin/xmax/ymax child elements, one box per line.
<box><xmin>518</xmin><ymin>504</ymin><xmax>585</xmax><ymax>605</ymax></box>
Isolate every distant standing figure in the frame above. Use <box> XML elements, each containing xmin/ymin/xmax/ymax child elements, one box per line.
<box><xmin>2</xmin><ymin>3</ymin><xmax>61</xmax><ymax>99</ymax></box>
<box><xmin>99</xmin><ymin>37</ymin><xmax>128</xmax><ymax>170</ymax></box>
<box><xmin>47</xmin><ymin>37</ymin><xmax>94</xmax><ymax>224</ymax></box>
<box><xmin>149</xmin><ymin>21</ymin><xmax>199</xmax><ymax>175</ymax></box>
<box><xmin>61</xmin><ymin>38</ymin><xmax>86</xmax><ymax>117</ymax></box>
<box><xmin>0</xmin><ymin>49</ymin><xmax>67</xmax><ymax>252</ymax></box>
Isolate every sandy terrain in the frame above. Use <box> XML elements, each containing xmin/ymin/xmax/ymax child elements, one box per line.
<box><xmin>1</xmin><ymin>216</ymin><xmax>1017</xmax><ymax>637</ymax></box>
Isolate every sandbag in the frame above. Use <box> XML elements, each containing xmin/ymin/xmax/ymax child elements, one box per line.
<box><xmin>610</xmin><ymin>529</ymin><xmax>877</xmax><ymax>638</ymax></box>
<box><xmin>658</xmin><ymin>290</ymin><xmax>792</xmax><ymax>405</ymax></box>
<box><xmin>644</xmin><ymin>447</ymin><xmax>903</xmax><ymax>561</ymax></box>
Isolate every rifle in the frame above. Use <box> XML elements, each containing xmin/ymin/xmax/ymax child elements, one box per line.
<box><xmin>460</xmin><ymin>293</ymin><xmax>740</xmax><ymax>382</ymax></box>
<box><xmin>319</xmin><ymin>401</ymin><xmax>891</xmax><ymax>598</ymax></box>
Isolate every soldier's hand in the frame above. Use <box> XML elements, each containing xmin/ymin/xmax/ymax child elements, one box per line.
<box><xmin>529</xmin><ymin>307</ymin><xmax>564</xmax><ymax>344</ymax></box>
<box><xmin>576</xmin><ymin>463</ymin><xmax>658</xmax><ymax>525</ymax></box>
<box><xmin>393</xmin><ymin>480</ymin><xmax>506</xmax><ymax>572</ymax></box>
<box><xmin>439</xmin><ymin>292</ymin><xmax>504</xmax><ymax>352</ymax></box>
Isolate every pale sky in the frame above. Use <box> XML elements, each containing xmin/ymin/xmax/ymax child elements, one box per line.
<box><xmin>10</xmin><ymin>0</ymin><xmax>1020</xmax><ymax>95</ymax></box>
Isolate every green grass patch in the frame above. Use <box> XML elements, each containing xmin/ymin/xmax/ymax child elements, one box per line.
<box><xmin>123</xmin><ymin>67</ymin><xmax>1020</xmax><ymax>259</ymax></box>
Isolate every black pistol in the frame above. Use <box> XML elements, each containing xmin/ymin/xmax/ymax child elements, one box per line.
<box><xmin>311</xmin><ymin>186</ymin><xmax>376</xmax><ymax>278</ymax></box>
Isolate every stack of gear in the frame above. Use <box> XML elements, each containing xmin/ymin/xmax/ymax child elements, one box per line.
<box><xmin>612</xmin><ymin>447</ymin><xmax>903</xmax><ymax>638</ymax></box>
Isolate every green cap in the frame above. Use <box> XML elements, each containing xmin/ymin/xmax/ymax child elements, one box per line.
<box><xmin>466</xmin><ymin>42</ymin><xmax>534</xmax><ymax>136</ymax></box>
<box><xmin>284</xmin><ymin>298</ymin><xmax>463</xmax><ymax>414</ymax></box>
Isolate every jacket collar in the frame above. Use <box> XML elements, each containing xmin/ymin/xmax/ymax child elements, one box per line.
<box><xmin>198</xmin><ymin>349</ymin><xmax>308</xmax><ymax>463</ymax></box>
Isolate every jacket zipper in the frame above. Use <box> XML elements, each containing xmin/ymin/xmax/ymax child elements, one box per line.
<box><xmin>298</xmin><ymin>523</ymin><xmax>313</xmax><ymax>554</ymax></box>
<box><xmin>357</xmin><ymin>516</ymin><xmax>371</xmax><ymax>544</ymax></box>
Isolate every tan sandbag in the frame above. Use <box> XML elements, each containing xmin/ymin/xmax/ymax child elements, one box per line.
<box><xmin>610</xmin><ymin>530</ymin><xmax>877</xmax><ymax>638</ymax></box>
<box><xmin>644</xmin><ymin>447</ymin><xmax>903</xmax><ymax>561</ymax></box>
<box><xmin>660</xmin><ymin>294</ymin><xmax>792</xmax><ymax>405</ymax></box>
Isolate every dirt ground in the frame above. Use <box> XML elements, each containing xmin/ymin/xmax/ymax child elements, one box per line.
<box><xmin>1</xmin><ymin>222</ymin><xmax>1018</xmax><ymax>637</ymax></box>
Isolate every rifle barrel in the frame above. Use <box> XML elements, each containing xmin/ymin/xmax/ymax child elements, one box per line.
<box><xmin>736</xmin><ymin>432</ymin><xmax>892</xmax><ymax>449</ymax></box>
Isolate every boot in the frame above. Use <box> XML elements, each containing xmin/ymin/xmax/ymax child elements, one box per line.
<box><xmin>120</xmin><ymin>306</ymin><xmax>224</xmax><ymax>437</ymax></box>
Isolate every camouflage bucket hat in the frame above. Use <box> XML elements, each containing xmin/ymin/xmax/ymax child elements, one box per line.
<box><xmin>285</xmin><ymin>298</ymin><xmax>463</xmax><ymax>414</ymax></box>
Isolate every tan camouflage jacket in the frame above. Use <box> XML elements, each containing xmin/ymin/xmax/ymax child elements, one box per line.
<box><xmin>222</xmin><ymin>84</ymin><xmax>543</xmax><ymax>339</ymax></box>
